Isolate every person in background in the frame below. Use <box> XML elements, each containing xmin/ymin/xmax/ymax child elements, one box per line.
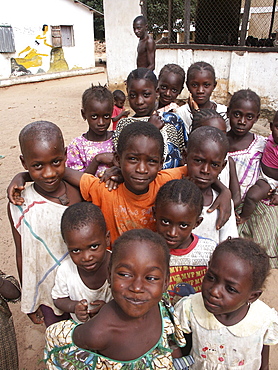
<box><xmin>111</xmin><ymin>89</ymin><xmax>130</xmax><ymax>130</ymax></box>
<box><xmin>133</xmin><ymin>15</ymin><xmax>156</xmax><ymax>71</ymax></box>
<box><xmin>0</xmin><ymin>269</ymin><xmax>21</xmax><ymax>370</ymax></box>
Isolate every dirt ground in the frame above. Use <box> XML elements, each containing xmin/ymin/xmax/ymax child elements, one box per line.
<box><xmin>0</xmin><ymin>72</ymin><xmax>278</xmax><ymax>369</ymax></box>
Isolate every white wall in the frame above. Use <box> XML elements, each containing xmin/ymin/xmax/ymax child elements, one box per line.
<box><xmin>103</xmin><ymin>0</ymin><xmax>141</xmax><ymax>87</ymax></box>
<box><xmin>0</xmin><ymin>0</ymin><xmax>95</xmax><ymax>79</ymax></box>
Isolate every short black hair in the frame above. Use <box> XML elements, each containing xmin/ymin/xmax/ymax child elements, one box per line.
<box><xmin>82</xmin><ymin>84</ymin><xmax>114</xmax><ymax>112</ymax></box>
<box><xmin>19</xmin><ymin>120</ymin><xmax>64</xmax><ymax>155</ymax></box>
<box><xmin>113</xmin><ymin>89</ymin><xmax>125</xmax><ymax>101</ymax></box>
<box><xmin>61</xmin><ymin>202</ymin><xmax>107</xmax><ymax>241</ymax></box>
<box><xmin>191</xmin><ymin>109</ymin><xmax>226</xmax><ymax>133</ymax></box>
<box><xmin>158</xmin><ymin>64</ymin><xmax>185</xmax><ymax>88</ymax></box>
<box><xmin>228</xmin><ymin>89</ymin><xmax>260</xmax><ymax>113</ymax></box>
<box><xmin>117</xmin><ymin>121</ymin><xmax>164</xmax><ymax>159</ymax></box>
<box><xmin>188</xmin><ymin>126</ymin><xmax>229</xmax><ymax>158</ymax></box>
<box><xmin>133</xmin><ymin>15</ymin><xmax>147</xmax><ymax>25</ymax></box>
<box><xmin>126</xmin><ymin>68</ymin><xmax>158</xmax><ymax>90</ymax></box>
<box><xmin>211</xmin><ymin>238</ymin><xmax>270</xmax><ymax>290</ymax></box>
<box><xmin>111</xmin><ymin>229</ymin><xmax>170</xmax><ymax>272</ymax></box>
<box><xmin>155</xmin><ymin>178</ymin><xmax>203</xmax><ymax>217</ymax></box>
<box><xmin>187</xmin><ymin>61</ymin><xmax>216</xmax><ymax>85</ymax></box>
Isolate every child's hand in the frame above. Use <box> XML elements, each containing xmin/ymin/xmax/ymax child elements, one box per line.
<box><xmin>100</xmin><ymin>166</ymin><xmax>124</xmax><ymax>191</ymax></box>
<box><xmin>75</xmin><ymin>299</ymin><xmax>89</xmax><ymax>322</ymax></box>
<box><xmin>235</xmin><ymin>212</ymin><xmax>249</xmax><ymax>225</ymax></box>
<box><xmin>7</xmin><ymin>173</ymin><xmax>28</xmax><ymax>205</ymax></box>
<box><xmin>27</xmin><ymin>307</ymin><xmax>44</xmax><ymax>324</ymax></box>
<box><xmin>148</xmin><ymin>112</ymin><xmax>164</xmax><ymax>130</ymax></box>
<box><xmin>122</xmin><ymin>109</ymin><xmax>130</xmax><ymax>117</ymax></box>
<box><xmin>88</xmin><ymin>300</ymin><xmax>106</xmax><ymax>317</ymax></box>
<box><xmin>270</xmin><ymin>193</ymin><xmax>278</xmax><ymax>205</ymax></box>
<box><xmin>95</xmin><ymin>152</ymin><xmax>114</xmax><ymax>166</ymax></box>
<box><xmin>208</xmin><ymin>188</ymin><xmax>231</xmax><ymax>229</ymax></box>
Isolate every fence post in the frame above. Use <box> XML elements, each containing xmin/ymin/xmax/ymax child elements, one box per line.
<box><xmin>184</xmin><ymin>0</ymin><xmax>191</xmax><ymax>44</ymax></box>
<box><xmin>239</xmin><ymin>0</ymin><xmax>251</xmax><ymax>46</ymax></box>
<box><xmin>168</xmin><ymin>0</ymin><xmax>172</xmax><ymax>43</ymax></box>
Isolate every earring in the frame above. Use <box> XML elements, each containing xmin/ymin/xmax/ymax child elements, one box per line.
<box><xmin>247</xmin><ymin>301</ymin><xmax>251</xmax><ymax>306</ymax></box>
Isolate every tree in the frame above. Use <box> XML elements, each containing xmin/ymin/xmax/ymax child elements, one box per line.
<box><xmin>146</xmin><ymin>0</ymin><xmax>197</xmax><ymax>41</ymax></box>
<box><xmin>79</xmin><ymin>0</ymin><xmax>105</xmax><ymax>41</ymax></box>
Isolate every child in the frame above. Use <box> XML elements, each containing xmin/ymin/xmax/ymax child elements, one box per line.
<box><xmin>133</xmin><ymin>15</ymin><xmax>156</xmax><ymax>71</ymax></box>
<box><xmin>8</xmin><ymin>122</ymin><xmax>231</xmax><ymax>245</ymax></box>
<box><xmin>113</xmin><ymin>67</ymin><xmax>188</xmax><ymax>169</ymax></box>
<box><xmin>186</xmin><ymin>126</ymin><xmax>238</xmax><ymax>244</ymax></box>
<box><xmin>239</xmin><ymin>111</ymin><xmax>278</xmax><ymax>222</ymax></box>
<box><xmin>157</xmin><ymin>64</ymin><xmax>185</xmax><ymax>113</ymax></box>
<box><xmin>111</xmin><ymin>89</ymin><xmax>130</xmax><ymax>130</ymax></box>
<box><xmin>175</xmin><ymin>238</ymin><xmax>278</xmax><ymax>369</ymax></box>
<box><xmin>0</xmin><ymin>269</ymin><xmax>21</xmax><ymax>370</ymax></box>
<box><xmin>8</xmin><ymin>121</ymin><xmax>82</xmax><ymax>327</ymax></box>
<box><xmin>52</xmin><ymin>202</ymin><xmax>112</xmax><ymax>323</ymax></box>
<box><xmin>66</xmin><ymin>85</ymin><xmax>114</xmax><ymax>177</ymax></box>
<box><xmin>191</xmin><ymin>109</ymin><xmax>241</xmax><ymax>208</ymax></box>
<box><xmin>177</xmin><ymin>61</ymin><xmax>228</xmax><ymax>135</ymax></box>
<box><xmin>154</xmin><ymin>178</ymin><xmax>217</xmax><ymax>301</ymax></box>
<box><xmin>227</xmin><ymin>89</ymin><xmax>278</xmax><ymax>267</ymax></box>
<box><xmin>45</xmin><ymin>229</ymin><xmax>193</xmax><ymax>369</ymax></box>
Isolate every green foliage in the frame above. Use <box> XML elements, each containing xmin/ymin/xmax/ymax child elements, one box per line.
<box><xmin>79</xmin><ymin>0</ymin><xmax>105</xmax><ymax>40</ymax></box>
<box><xmin>147</xmin><ymin>0</ymin><xmax>197</xmax><ymax>40</ymax></box>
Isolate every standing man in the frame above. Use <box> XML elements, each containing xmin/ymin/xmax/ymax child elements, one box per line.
<box><xmin>133</xmin><ymin>15</ymin><xmax>156</xmax><ymax>71</ymax></box>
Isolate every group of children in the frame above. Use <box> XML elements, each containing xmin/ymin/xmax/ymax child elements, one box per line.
<box><xmin>2</xmin><ymin>59</ymin><xmax>278</xmax><ymax>369</ymax></box>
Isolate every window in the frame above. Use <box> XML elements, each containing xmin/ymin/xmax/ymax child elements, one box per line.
<box><xmin>0</xmin><ymin>25</ymin><xmax>15</xmax><ymax>53</ymax></box>
<box><xmin>51</xmin><ymin>25</ymin><xmax>75</xmax><ymax>47</ymax></box>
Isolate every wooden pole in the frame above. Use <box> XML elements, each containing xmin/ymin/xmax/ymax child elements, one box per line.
<box><xmin>239</xmin><ymin>0</ymin><xmax>251</xmax><ymax>46</ymax></box>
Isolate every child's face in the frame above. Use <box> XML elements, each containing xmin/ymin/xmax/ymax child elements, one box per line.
<box><xmin>115</xmin><ymin>135</ymin><xmax>163</xmax><ymax>195</ymax></box>
<box><xmin>128</xmin><ymin>79</ymin><xmax>157</xmax><ymax>117</ymax></box>
<box><xmin>110</xmin><ymin>240</ymin><xmax>169</xmax><ymax>319</ymax></box>
<box><xmin>115</xmin><ymin>97</ymin><xmax>125</xmax><ymax>109</ymax></box>
<box><xmin>133</xmin><ymin>20</ymin><xmax>147</xmax><ymax>39</ymax></box>
<box><xmin>155</xmin><ymin>202</ymin><xmax>202</xmax><ymax>250</ymax></box>
<box><xmin>186</xmin><ymin>140</ymin><xmax>226</xmax><ymax>191</ymax></box>
<box><xmin>270</xmin><ymin>115</ymin><xmax>278</xmax><ymax>144</ymax></box>
<box><xmin>65</xmin><ymin>224</ymin><xmax>110</xmax><ymax>274</ymax></box>
<box><xmin>186</xmin><ymin>70</ymin><xmax>216</xmax><ymax>108</ymax></box>
<box><xmin>202</xmin><ymin>117</ymin><xmax>226</xmax><ymax>133</ymax></box>
<box><xmin>20</xmin><ymin>138</ymin><xmax>66</xmax><ymax>194</ymax></box>
<box><xmin>202</xmin><ymin>251</ymin><xmax>260</xmax><ymax>320</ymax></box>
<box><xmin>228</xmin><ymin>99</ymin><xmax>259</xmax><ymax>137</ymax></box>
<box><xmin>81</xmin><ymin>99</ymin><xmax>112</xmax><ymax>138</ymax></box>
<box><xmin>157</xmin><ymin>72</ymin><xmax>183</xmax><ymax>107</ymax></box>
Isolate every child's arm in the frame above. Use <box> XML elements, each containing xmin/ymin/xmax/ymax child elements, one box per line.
<box><xmin>238</xmin><ymin>179</ymin><xmax>271</xmax><ymax>224</ymax></box>
<box><xmin>7</xmin><ymin>204</ymin><xmax>23</xmax><ymax>283</ymax></box>
<box><xmin>210</xmin><ymin>179</ymin><xmax>232</xmax><ymax>230</ymax></box>
<box><xmin>84</xmin><ymin>153</ymin><xmax>114</xmax><ymax>175</ymax></box>
<box><xmin>260</xmin><ymin>345</ymin><xmax>269</xmax><ymax>370</ymax></box>
<box><xmin>228</xmin><ymin>157</ymin><xmax>241</xmax><ymax>208</ymax></box>
<box><xmin>54</xmin><ymin>297</ymin><xmax>89</xmax><ymax>322</ymax></box>
<box><xmin>7</xmin><ymin>172</ymin><xmax>32</xmax><ymax>205</ymax></box>
<box><xmin>112</xmin><ymin>110</ymin><xmax>130</xmax><ymax>122</ymax></box>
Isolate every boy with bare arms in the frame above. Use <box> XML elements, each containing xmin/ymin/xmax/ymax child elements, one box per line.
<box><xmin>133</xmin><ymin>15</ymin><xmax>156</xmax><ymax>71</ymax></box>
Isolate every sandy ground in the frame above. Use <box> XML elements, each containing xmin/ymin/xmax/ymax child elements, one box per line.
<box><xmin>0</xmin><ymin>71</ymin><xmax>278</xmax><ymax>369</ymax></box>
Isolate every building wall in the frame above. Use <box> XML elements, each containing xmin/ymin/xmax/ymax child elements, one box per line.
<box><xmin>0</xmin><ymin>0</ymin><xmax>95</xmax><ymax>79</ymax></box>
<box><xmin>155</xmin><ymin>47</ymin><xmax>278</xmax><ymax>114</ymax></box>
<box><xmin>103</xmin><ymin>0</ymin><xmax>141</xmax><ymax>91</ymax></box>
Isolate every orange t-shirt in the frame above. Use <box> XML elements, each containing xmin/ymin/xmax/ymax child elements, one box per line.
<box><xmin>80</xmin><ymin>166</ymin><xmax>187</xmax><ymax>243</ymax></box>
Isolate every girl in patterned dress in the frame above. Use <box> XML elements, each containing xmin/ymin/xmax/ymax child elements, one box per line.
<box><xmin>66</xmin><ymin>85</ymin><xmax>115</xmax><ymax>177</ymax></box>
<box><xmin>45</xmin><ymin>229</ymin><xmax>193</xmax><ymax>370</ymax></box>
